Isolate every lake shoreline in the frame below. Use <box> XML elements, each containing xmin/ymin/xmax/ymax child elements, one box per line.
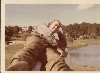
<box><xmin>67</xmin><ymin>39</ymin><xmax>100</xmax><ymax>50</ymax></box>
<box><xmin>68</xmin><ymin>39</ymin><xmax>100</xmax><ymax>71</ymax></box>
<box><xmin>73</xmin><ymin>64</ymin><xmax>100</xmax><ymax>71</ymax></box>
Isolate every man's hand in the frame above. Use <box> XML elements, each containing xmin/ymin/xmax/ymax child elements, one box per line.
<box><xmin>57</xmin><ymin>48</ymin><xmax>64</xmax><ymax>57</ymax></box>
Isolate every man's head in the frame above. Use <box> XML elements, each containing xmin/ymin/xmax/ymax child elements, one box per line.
<box><xmin>48</xmin><ymin>20</ymin><xmax>62</xmax><ymax>33</ymax></box>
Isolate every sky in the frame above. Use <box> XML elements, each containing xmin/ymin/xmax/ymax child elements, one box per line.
<box><xmin>5</xmin><ymin>4</ymin><xmax>100</xmax><ymax>27</ymax></box>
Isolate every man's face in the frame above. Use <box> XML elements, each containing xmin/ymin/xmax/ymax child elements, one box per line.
<box><xmin>49</xmin><ymin>21</ymin><xmax>61</xmax><ymax>33</ymax></box>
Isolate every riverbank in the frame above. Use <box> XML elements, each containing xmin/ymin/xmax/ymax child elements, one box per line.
<box><xmin>73</xmin><ymin>64</ymin><xmax>100</xmax><ymax>71</ymax></box>
<box><xmin>5</xmin><ymin>39</ymin><xmax>100</xmax><ymax>71</ymax></box>
<box><xmin>67</xmin><ymin>38</ymin><xmax>100</xmax><ymax>50</ymax></box>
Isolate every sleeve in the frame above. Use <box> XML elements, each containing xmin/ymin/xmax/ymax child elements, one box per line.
<box><xmin>57</xmin><ymin>31</ymin><xmax>67</xmax><ymax>50</ymax></box>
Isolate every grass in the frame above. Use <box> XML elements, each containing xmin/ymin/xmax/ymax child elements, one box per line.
<box><xmin>73</xmin><ymin>65</ymin><xmax>100</xmax><ymax>71</ymax></box>
<box><xmin>5</xmin><ymin>39</ymin><xmax>100</xmax><ymax>71</ymax></box>
<box><xmin>5</xmin><ymin>43</ymin><xmax>24</xmax><ymax>70</ymax></box>
<box><xmin>67</xmin><ymin>38</ymin><xmax>100</xmax><ymax>50</ymax></box>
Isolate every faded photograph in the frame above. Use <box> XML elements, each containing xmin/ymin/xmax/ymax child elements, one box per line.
<box><xmin>5</xmin><ymin>4</ymin><xmax>100</xmax><ymax>71</ymax></box>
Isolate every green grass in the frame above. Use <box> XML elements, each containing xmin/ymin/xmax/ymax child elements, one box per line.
<box><xmin>5</xmin><ymin>43</ymin><xmax>24</xmax><ymax>70</ymax></box>
<box><xmin>73</xmin><ymin>65</ymin><xmax>100</xmax><ymax>71</ymax></box>
<box><xmin>5</xmin><ymin>39</ymin><xmax>100</xmax><ymax>71</ymax></box>
<box><xmin>67</xmin><ymin>39</ymin><xmax>100</xmax><ymax>50</ymax></box>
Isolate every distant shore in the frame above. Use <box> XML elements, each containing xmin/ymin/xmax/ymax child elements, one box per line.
<box><xmin>73</xmin><ymin>64</ymin><xmax>100</xmax><ymax>71</ymax></box>
<box><xmin>67</xmin><ymin>38</ymin><xmax>100</xmax><ymax>50</ymax></box>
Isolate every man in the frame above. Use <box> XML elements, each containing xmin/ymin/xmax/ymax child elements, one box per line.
<box><xmin>7</xmin><ymin>20</ymin><xmax>71</xmax><ymax>71</ymax></box>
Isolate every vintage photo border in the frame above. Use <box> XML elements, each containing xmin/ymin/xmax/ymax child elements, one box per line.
<box><xmin>1</xmin><ymin>0</ymin><xmax>100</xmax><ymax>73</ymax></box>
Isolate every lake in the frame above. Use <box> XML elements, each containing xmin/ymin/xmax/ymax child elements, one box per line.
<box><xmin>69</xmin><ymin>44</ymin><xmax>100</xmax><ymax>69</ymax></box>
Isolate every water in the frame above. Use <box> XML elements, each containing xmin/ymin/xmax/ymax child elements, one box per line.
<box><xmin>69</xmin><ymin>44</ymin><xmax>100</xmax><ymax>68</ymax></box>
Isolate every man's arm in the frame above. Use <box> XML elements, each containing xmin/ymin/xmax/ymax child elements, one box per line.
<box><xmin>57</xmin><ymin>31</ymin><xmax>67</xmax><ymax>51</ymax></box>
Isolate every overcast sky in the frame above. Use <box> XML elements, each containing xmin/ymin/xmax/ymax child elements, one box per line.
<box><xmin>5</xmin><ymin>4</ymin><xmax>100</xmax><ymax>26</ymax></box>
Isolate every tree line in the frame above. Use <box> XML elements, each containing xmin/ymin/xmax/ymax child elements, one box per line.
<box><xmin>5</xmin><ymin>22</ymin><xmax>100</xmax><ymax>42</ymax></box>
<box><xmin>5</xmin><ymin>25</ymin><xmax>33</xmax><ymax>42</ymax></box>
<box><xmin>62</xmin><ymin>22</ymin><xmax>100</xmax><ymax>39</ymax></box>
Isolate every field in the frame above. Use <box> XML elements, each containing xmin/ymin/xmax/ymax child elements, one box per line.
<box><xmin>5</xmin><ymin>39</ymin><xmax>100</xmax><ymax>71</ymax></box>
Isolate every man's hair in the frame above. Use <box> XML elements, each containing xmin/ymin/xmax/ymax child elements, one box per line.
<box><xmin>47</xmin><ymin>20</ymin><xmax>62</xmax><ymax>27</ymax></box>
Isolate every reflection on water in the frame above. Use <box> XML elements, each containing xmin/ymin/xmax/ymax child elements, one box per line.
<box><xmin>69</xmin><ymin>44</ymin><xmax>100</xmax><ymax>68</ymax></box>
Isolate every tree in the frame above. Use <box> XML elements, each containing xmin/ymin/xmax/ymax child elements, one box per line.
<box><xmin>5</xmin><ymin>26</ymin><xmax>13</xmax><ymax>41</ymax></box>
<box><xmin>13</xmin><ymin>25</ymin><xmax>20</xmax><ymax>37</ymax></box>
<box><xmin>19</xmin><ymin>27</ymin><xmax>22</xmax><ymax>32</ymax></box>
<box><xmin>62</xmin><ymin>22</ymin><xmax>100</xmax><ymax>39</ymax></box>
<box><xmin>27</xmin><ymin>26</ymin><xmax>33</xmax><ymax>34</ymax></box>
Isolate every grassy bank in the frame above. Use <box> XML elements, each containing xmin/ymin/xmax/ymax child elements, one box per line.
<box><xmin>67</xmin><ymin>38</ymin><xmax>100</xmax><ymax>50</ymax></box>
<box><xmin>73</xmin><ymin>65</ymin><xmax>100</xmax><ymax>71</ymax></box>
<box><xmin>5</xmin><ymin>39</ymin><xmax>100</xmax><ymax>70</ymax></box>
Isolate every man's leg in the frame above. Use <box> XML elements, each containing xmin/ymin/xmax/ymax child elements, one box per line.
<box><xmin>40</xmin><ymin>48</ymin><xmax>71</xmax><ymax>71</ymax></box>
<box><xmin>7</xmin><ymin>35</ymin><xmax>45</xmax><ymax>71</ymax></box>
<box><xmin>7</xmin><ymin>59</ymin><xmax>30</xmax><ymax>71</ymax></box>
